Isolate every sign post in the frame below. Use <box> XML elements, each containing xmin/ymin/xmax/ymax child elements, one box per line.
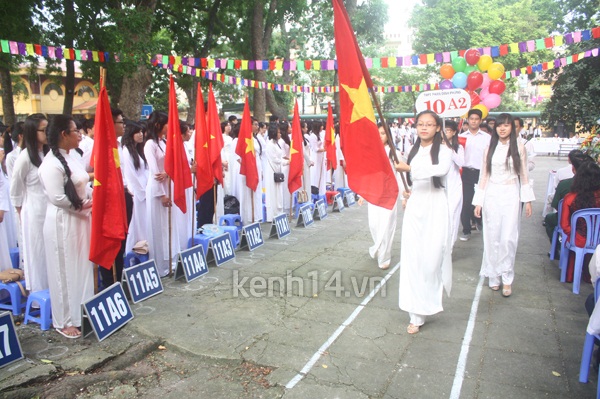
<box><xmin>209</xmin><ymin>234</ymin><xmax>236</xmax><ymax>266</ymax></box>
<box><xmin>122</xmin><ymin>260</ymin><xmax>163</xmax><ymax>303</ymax></box>
<box><xmin>82</xmin><ymin>283</ymin><xmax>134</xmax><ymax>342</ymax></box>
<box><xmin>0</xmin><ymin>312</ymin><xmax>23</xmax><ymax>369</ymax></box>
<box><xmin>269</xmin><ymin>213</ymin><xmax>291</xmax><ymax>238</ymax></box>
<box><xmin>331</xmin><ymin>193</ymin><xmax>345</xmax><ymax>212</ymax></box>
<box><xmin>314</xmin><ymin>199</ymin><xmax>328</xmax><ymax>220</ymax></box>
<box><xmin>296</xmin><ymin>203</ymin><xmax>315</xmax><ymax>227</ymax></box>
<box><xmin>174</xmin><ymin>245</ymin><xmax>210</xmax><ymax>282</ymax></box>
<box><xmin>239</xmin><ymin>222</ymin><xmax>264</xmax><ymax>251</ymax></box>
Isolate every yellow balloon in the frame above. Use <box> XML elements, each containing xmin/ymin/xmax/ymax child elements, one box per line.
<box><xmin>477</xmin><ymin>55</ymin><xmax>493</xmax><ymax>71</ymax></box>
<box><xmin>472</xmin><ymin>104</ymin><xmax>489</xmax><ymax>119</ymax></box>
<box><xmin>488</xmin><ymin>62</ymin><xmax>505</xmax><ymax>80</ymax></box>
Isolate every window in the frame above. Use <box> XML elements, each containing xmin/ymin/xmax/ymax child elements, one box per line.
<box><xmin>44</xmin><ymin>82</ymin><xmax>63</xmax><ymax>96</ymax></box>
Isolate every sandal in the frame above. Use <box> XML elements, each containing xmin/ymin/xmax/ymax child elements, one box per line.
<box><xmin>502</xmin><ymin>285</ymin><xmax>512</xmax><ymax>297</ymax></box>
<box><xmin>407</xmin><ymin>324</ymin><xmax>420</xmax><ymax>334</ymax></box>
<box><xmin>379</xmin><ymin>262</ymin><xmax>390</xmax><ymax>270</ymax></box>
<box><xmin>56</xmin><ymin>327</ymin><xmax>81</xmax><ymax>339</ymax></box>
<box><xmin>490</xmin><ymin>286</ymin><xmax>500</xmax><ymax>291</ymax></box>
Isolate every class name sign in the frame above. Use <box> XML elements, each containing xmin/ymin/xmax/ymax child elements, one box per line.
<box><xmin>175</xmin><ymin>244</ymin><xmax>209</xmax><ymax>282</ymax></box>
<box><xmin>240</xmin><ymin>222</ymin><xmax>264</xmax><ymax>251</ymax></box>
<box><xmin>0</xmin><ymin>312</ymin><xmax>23</xmax><ymax>369</ymax></box>
<box><xmin>123</xmin><ymin>259</ymin><xmax>163</xmax><ymax>303</ymax></box>
<box><xmin>82</xmin><ymin>283</ymin><xmax>134</xmax><ymax>342</ymax></box>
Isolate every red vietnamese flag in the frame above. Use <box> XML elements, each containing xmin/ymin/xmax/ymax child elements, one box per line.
<box><xmin>164</xmin><ymin>75</ymin><xmax>193</xmax><ymax>213</ymax></box>
<box><xmin>207</xmin><ymin>84</ymin><xmax>224</xmax><ymax>185</ymax></box>
<box><xmin>332</xmin><ymin>0</ymin><xmax>398</xmax><ymax>210</ymax></box>
<box><xmin>324</xmin><ymin>102</ymin><xmax>337</xmax><ymax>170</ymax></box>
<box><xmin>288</xmin><ymin>100</ymin><xmax>304</xmax><ymax>194</ymax></box>
<box><xmin>234</xmin><ymin>96</ymin><xmax>259</xmax><ymax>191</ymax></box>
<box><xmin>89</xmin><ymin>86</ymin><xmax>128</xmax><ymax>269</ymax></box>
<box><xmin>194</xmin><ymin>83</ymin><xmax>214</xmax><ymax>198</ymax></box>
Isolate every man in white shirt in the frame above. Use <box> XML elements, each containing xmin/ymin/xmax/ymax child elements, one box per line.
<box><xmin>459</xmin><ymin>109</ymin><xmax>491</xmax><ymax>241</ymax></box>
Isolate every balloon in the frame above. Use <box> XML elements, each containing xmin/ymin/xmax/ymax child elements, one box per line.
<box><xmin>465</xmin><ymin>48</ymin><xmax>481</xmax><ymax>66</ymax></box>
<box><xmin>472</xmin><ymin>104</ymin><xmax>489</xmax><ymax>119</ymax></box>
<box><xmin>477</xmin><ymin>55</ymin><xmax>493</xmax><ymax>71</ymax></box>
<box><xmin>488</xmin><ymin>62</ymin><xmax>505</xmax><ymax>80</ymax></box>
<box><xmin>482</xmin><ymin>93</ymin><xmax>502</xmax><ymax>109</ymax></box>
<box><xmin>479</xmin><ymin>87</ymin><xmax>490</xmax><ymax>99</ymax></box>
<box><xmin>480</xmin><ymin>73</ymin><xmax>491</xmax><ymax>89</ymax></box>
<box><xmin>467</xmin><ymin>89</ymin><xmax>481</xmax><ymax>106</ymax></box>
<box><xmin>452</xmin><ymin>57</ymin><xmax>467</xmax><ymax>73</ymax></box>
<box><xmin>452</xmin><ymin>72</ymin><xmax>468</xmax><ymax>89</ymax></box>
<box><xmin>440</xmin><ymin>64</ymin><xmax>455</xmax><ymax>79</ymax></box>
<box><xmin>464</xmin><ymin>65</ymin><xmax>478</xmax><ymax>75</ymax></box>
<box><xmin>440</xmin><ymin>79</ymin><xmax>454</xmax><ymax>90</ymax></box>
<box><xmin>467</xmin><ymin>71</ymin><xmax>483</xmax><ymax>90</ymax></box>
<box><xmin>489</xmin><ymin>79</ymin><xmax>506</xmax><ymax>95</ymax></box>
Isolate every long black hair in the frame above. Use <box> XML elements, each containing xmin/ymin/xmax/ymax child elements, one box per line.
<box><xmin>571</xmin><ymin>161</ymin><xmax>600</xmax><ymax>212</ymax></box>
<box><xmin>377</xmin><ymin>122</ymin><xmax>396</xmax><ymax>161</ymax></box>
<box><xmin>122</xmin><ymin>120</ymin><xmax>147</xmax><ymax>170</ymax></box>
<box><xmin>444</xmin><ymin>120</ymin><xmax>459</xmax><ymax>152</ymax></box>
<box><xmin>47</xmin><ymin>114</ymin><xmax>83</xmax><ymax>210</ymax></box>
<box><xmin>406</xmin><ymin>110</ymin><xmax>445</xmax><ymax>189</ymax></box>
<box><xmin>145</xmin><ymin>111</ymin><xmax>168</xmax><ymax>144</ymax></box>
<box><xmin>279</xmin><ymin>121</ymin><xmax>290</xmax><ymax>146</ymax></box>
<box><xmin>485</xmin><ymin>113</ymin><xmax>521</xmax><ymax>177</ymax></box>
<box><xmin>23</xmin><ymin>113</ymin><xmax>49</xmax><ymax>167</ymax></box>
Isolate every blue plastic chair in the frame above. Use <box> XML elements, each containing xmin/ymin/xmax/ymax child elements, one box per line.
<box><xmin>24</xmin><ymin>289</ymin><xmax>52</xmax><ymax>331</ymax></box>
<box><xmin>559</xmin><ymin>208</ymin><xmax>600</xmax><ymax>294</ymax></box>
<box><xmin>579</xmin><ymin>276</ymin><xmax>600</xmax><ymax>399</ymax></box>
<box><xmin>550</xmin><ymin>199</ymin><xmax>566</xmax><ymax>261</ymax></box>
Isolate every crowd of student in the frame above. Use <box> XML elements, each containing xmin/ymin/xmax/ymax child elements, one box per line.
<box><xmin>2</xmin><ymin>106</ymin><xmax>598</xmax><ymax>339</ymax></box>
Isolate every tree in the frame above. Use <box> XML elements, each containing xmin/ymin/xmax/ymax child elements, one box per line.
<box><xmin>0</xmin><ymin>0</ymin><xmax>40</xmax><ymax>126</ymax></box>
<box><xmin>541</xmin><ymin>0</ymin><xmax>600</xmax><ymax>133</ymax></box>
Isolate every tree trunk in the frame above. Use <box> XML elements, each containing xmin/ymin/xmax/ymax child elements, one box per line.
<box><xmin>119</xmin><ymin>63</ymin><xmax>153</xmax><ymax>120</ymax></box>
<box><xmin>0</xmin><ymin>64</ymin><xmax>16</xmax><ymax>126</ymax></box>
<box><xmin>116</xmin><ymin>0</ymin><xmax>157</xmax><ymax>120</ymax></box>
<box><xmin>251</xmin><ymin>2</ymin><xmax>268</xmax><ymax>121</ymax></box>
<box><xmin>62</xmin><ymin>0</ymin><xmax>75</xmax><ymax>114</ymax></box>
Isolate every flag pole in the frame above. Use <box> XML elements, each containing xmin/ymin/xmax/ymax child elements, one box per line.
<box><xmin>168</xmin><ymin>178</ymin><xmax>173</xmax><ymax>276</ymax></box>
<box><xmin>368</xmin><ymin>89</ymin><xmax>409</xmax><ymax>192</ymax></box>
<box><xmin>251</xmin><ymin>187</ymin><xmax>255</xmax><ymax>223</ymax></box>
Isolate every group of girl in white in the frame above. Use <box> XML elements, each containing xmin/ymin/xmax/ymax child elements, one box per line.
<box><xmin>368</xmin><ymin>109</ymin><xmax>534</xmax><ymax>334</ymax></box>
<box><xmin>0</xmin><ymin>108</ymin><xmax>534</xmax><ymax>338</ymax></box>
<box><xmin>0</xmin><ymin>110</ymin><xmax>348</xmax><ymax>338</ymax></box>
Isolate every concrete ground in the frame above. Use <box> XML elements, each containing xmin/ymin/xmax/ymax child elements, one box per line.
<box><xmin>1</xmin><ymin>156</ymin><xmax>597</xmax><ymax>399</ymax></box>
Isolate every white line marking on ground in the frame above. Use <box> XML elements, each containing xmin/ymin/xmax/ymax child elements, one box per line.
<box><xmin>285</xmin><ymin>262</ymin><xmax>401</xmax><ymax>390</ymax></box>
<box><xmin>449</xmin><ymin>275</ymin><xmax>485</xmax><ymax>399</ymax></box>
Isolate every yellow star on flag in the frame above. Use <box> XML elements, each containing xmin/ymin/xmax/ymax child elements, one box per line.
<box><xmin>113</xmin><ymin>148</ymin><xmax>120</xmax><ymax>169</ymax></box>
<box><xmin>245</xmin><ymin>137</ymin><xmax>255</xmax><ymax>155</ymax></box>
<box><xmin>341</xmin><ymin>78</ymin><xmax>376</xmax><ymax>124</ymax></box>
<box><xmin>289</xmin><ymin>139</ymin><xmax>299</xmax><ymax>162</ymax></box>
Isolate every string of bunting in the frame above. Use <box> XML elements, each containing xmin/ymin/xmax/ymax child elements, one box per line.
<box><xmin>155</xmin><ymin>26</ymin><xmax>600</xmax><ymax>71</ymax></box>
<box><xmin>158</xmin><ymin>47</ymin><xmax>600</xmax><ymax>93</ymax></box>
<box><xmin>1</xmin><ymin>26</ymin><xmax>599</xmax><ymax>68</ymax></box>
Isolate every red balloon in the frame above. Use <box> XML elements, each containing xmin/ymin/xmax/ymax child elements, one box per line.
<box><xmin>467</xmin><ymin>71</ymin><xmax>483</xmax><ymax>90</ymax></box>
<box><xmin>467</xmin><ymin>89</ymin><xmax>481</xmax><ymax>106</ymax></box>
<box><xmin>489</xmin><ymin>80</ymin><xmax>506</xmax><ymax>95</ymax></box>
<box><xmin>465</xmin><ymin>48</ymin><xmax>481</xmax><ymax>66</ymax></box>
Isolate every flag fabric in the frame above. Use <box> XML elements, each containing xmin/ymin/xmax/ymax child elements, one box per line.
<box><xmin>89</xmin><ymin>86</ymin><xmax>128</xmax><ymax>269</ymax></box>
<box><xmin>332</xmin><ymin>0</ymin><xmax>398</xmax><ymax>210</ymax></box>
<box><xmin>288</xmin><ymin>100</ymin><xmax>304</xmax><ymax>194</ymax></box>
<box><xmin>207</xmin><ymin>83</ymin><xmax>224</xmax><ymax>185</ymax></box>
<box><xmin>194</xmin><ymin>83</ymin><xmax>214</xmax><ymax>198</ymax></box>
<box><xmin>164</xmin><ymin>75</ymin><xmax>193</xmax><ymax>213</ymax></box>
<box><xmin>235</xmin><ymin>96</ymin><xmax>259</xmax><ymax>191</ymax></box>
<box><xmin>324</xmin><ymin>102</ymin><xmax>337</xmax><ymax>170</ymax></box>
